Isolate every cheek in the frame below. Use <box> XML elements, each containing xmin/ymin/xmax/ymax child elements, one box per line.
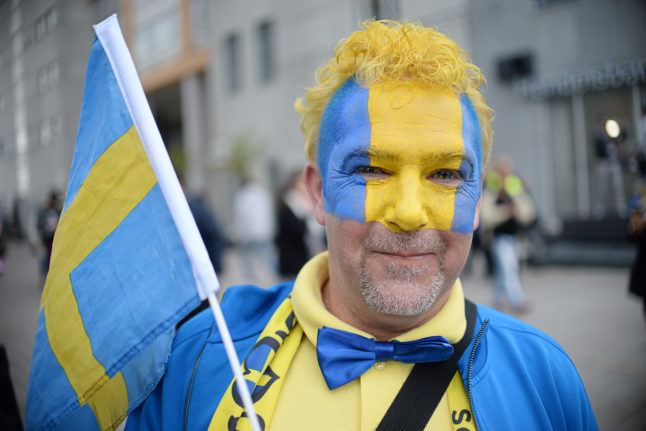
<box><xmin>442</xmin><ymin>232</ymin><xmax>473</xmax><ymax>273</ymax></box>
<box><xmin>453</xmin><ymin>95</ymin><xmax>483</xmax><ymax>233</ymax></box>
<box><xmin>322</xmin><ymin>142</ymin><xmax>370</xmax><ymax>224</ymax></box>
<box><xmin>451</xmin><ymin>170</ymin><xmax>481</xmax><ymax>233</ymax></box>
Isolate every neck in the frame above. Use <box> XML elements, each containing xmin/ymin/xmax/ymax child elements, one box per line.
<box><xmin>320</xmin><ymin>278</ymin><xmax>452</xmax><ymax>341</ymax></box>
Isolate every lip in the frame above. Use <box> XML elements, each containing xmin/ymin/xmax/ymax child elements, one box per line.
<box><xmin>373</xmin><ymin>250</ymin><xmax>432</xmax><ymax>259</ymax></box>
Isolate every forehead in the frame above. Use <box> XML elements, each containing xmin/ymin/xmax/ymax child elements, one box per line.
<box><xmin>317</xmin><ymin>79</ymin><xmax>483</xmax><ymax>232</ymax></box>
<box><xmin>368</xmin><ymin>82</ymin><xmax>463</xmax><ymax>158</ymax></box>
<box><xmin>317</xmin><ymin>79</ymin><xmax>468</xmax><ymax>169</ymax></box>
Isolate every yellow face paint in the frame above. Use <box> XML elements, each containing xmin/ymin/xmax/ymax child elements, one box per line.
<box><xmin>317</xmin><ymin>78</ymin><xmax>482</xmax><ymax>232</ymax></box>
<box><xmin>365</xmin><ymin>83</ymin><xmax>465</xmax><ymax>232</ymax></box>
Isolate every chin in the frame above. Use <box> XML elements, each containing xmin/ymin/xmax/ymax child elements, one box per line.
<box><xmin>360</xmin><ymin>271</ymin><xmax>445</xmax><ymax>317</ymax></box>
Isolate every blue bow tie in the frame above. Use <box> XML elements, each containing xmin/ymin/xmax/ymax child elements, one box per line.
<box><xmin>316</xmin><ymin>326</ymin><xmax>454</xmax><ymax>390</ymax></box>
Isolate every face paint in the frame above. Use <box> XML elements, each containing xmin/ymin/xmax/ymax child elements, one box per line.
<box><xmin>318</xmin><ymin>78</ymin><xmax>371</xmax><ymax>222</ymax></box>
<box><xmin>452</xmin><ymin>94</ymin><xmax>483</xmax><ymax>232</ymax></box>
<box><xmin>318</xmin><ymin>79</ymin><xmax>482</xmax><ymax>233</ymax></box>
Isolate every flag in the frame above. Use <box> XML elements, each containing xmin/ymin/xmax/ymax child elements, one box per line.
<box><xmin>25</xmin><ymin>14</ymin><xmax>219</xmax><ymax>430</ymax></box>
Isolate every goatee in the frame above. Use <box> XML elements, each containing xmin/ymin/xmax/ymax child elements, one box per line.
<box><xmin>359</xmin><ymin>229</ymin><xmax>447</xmax><ymax>317</ymax></box>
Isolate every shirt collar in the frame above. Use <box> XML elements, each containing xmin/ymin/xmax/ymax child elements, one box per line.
<box><xmin>291</xmin><ymin>251</ymin><xmax>467</xmax><ymax>348</ymax></box>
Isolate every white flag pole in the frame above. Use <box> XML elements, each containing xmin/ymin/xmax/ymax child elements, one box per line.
<box><xmin>95</xmin><ymin>15</ymin><xmax>262</xmax><ymax>431</ymax></box>
<box><xmin>208</xmin><ymin>293</ymin><xmax>262</xmax><ymax>431</ymax></box>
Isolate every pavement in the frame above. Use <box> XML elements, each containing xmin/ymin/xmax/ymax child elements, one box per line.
<box><xmin>1</xmin><ymin>239</ymin><xmax>645</xmax><ymax>429</ymax></box>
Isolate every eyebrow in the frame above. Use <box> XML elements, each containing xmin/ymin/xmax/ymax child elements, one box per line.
<box><xmin>349</xmin><ymin>148</ymin><xmax>467</xmax><ymax>163</ymax></box>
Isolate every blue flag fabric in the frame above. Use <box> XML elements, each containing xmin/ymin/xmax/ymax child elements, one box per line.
<box><xmin>25</xmin><ymin>15</ymin><xmax>218</xmax><ymax>430</ymax></box>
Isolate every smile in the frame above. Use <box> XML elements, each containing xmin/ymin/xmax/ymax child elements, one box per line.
<box><xmin>375</xmin><ymin>250</ymin><xmax>431</xmax><ymax>258</ymax></box>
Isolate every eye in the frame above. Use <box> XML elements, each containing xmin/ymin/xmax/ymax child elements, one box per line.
<box><xmin>428</xmin><ymin>169</ymin><xmax>463</xmax><ymax>187</ymax></box>
<box><xmin>357</xmin><ymin>166</ymin><xmax>391</xmax><ymax>179</ymax></box>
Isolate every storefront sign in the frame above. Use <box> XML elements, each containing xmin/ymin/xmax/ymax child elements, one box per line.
<box><xmin>515</xmin><ymin>58</ymin><xmax>646</xmax><ymax>100</ymax></box>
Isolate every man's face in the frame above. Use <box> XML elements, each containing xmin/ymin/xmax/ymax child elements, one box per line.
<box><xmin>307</xmin><ymin>79</ymin><xmax>482</xmax><ymax>320</ymax></box>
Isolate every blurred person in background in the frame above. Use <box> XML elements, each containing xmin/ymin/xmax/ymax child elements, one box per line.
<box><xmin>36</xmin><ymin>191</ymin><xmax>61</xmax><ymax>280</ymax></box>
<box><xmin>233</xmin><ymin>176</ymin><xmax>277</xmax><ymax>281</ymax></box>
<box><xmin>276</xmin><ymin>171</ymin><xmax>325</xmax><ymax>279</ymax></box>
<box><xmin>628</xmin><ymin>163</ymin><xmax>646</xmax><ymax>324</ymax></box>
<box><xmin>593</xmin><ymin>117</ymin><xmax>628</xmax><ymax>219</ymax></box>
<box><xmin>0</xmin><ymin>217</ymin><xmax>5</xmax><ymax>278</ymax></box>
<box><xmin>187</xmin><ymin>192</ymin><xmax>225</xmax><ymax>275</ymax></box>
<box><xmin>0</xmin><ymin>345</ymin><xmax>22</xmax><ymax>430</ymax></box>
<box><xmin>178</xmin><ymin>188</ymin><xmax>226</xmax><ymax>326</ymax></box>
<box><xmin>0</xmin><ymin>201</ymin><xmax>7</xmax><ymax>277</ymax></box>
<box><xmin>481</xmin><ymin>155</ymin><xmax>536</xmax><ymax>314</ymax></box>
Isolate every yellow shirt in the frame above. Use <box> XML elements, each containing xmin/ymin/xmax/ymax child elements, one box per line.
<box><xmin>271</xmin><ymin>252</ymin><xmax>474</xmax><ymax>431</ymax></box>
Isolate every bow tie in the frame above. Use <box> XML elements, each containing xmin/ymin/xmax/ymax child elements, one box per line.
<box><xmin>316</xmin><ymin>326</ymin><xmax>454</xmax><ymax>390</ymax></box>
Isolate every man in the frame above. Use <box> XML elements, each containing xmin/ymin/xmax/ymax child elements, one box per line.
<box><xmin>481</xmin><ymin>155</ymin><xmax>535</xmax><ymax>314</ymax></box>
<box><xmin>127</xmin><ymin>20</ymin><xmax>597</xmax><ymax>430</ymax></box>
<box><xmin>36</xmin><ymin>191</ymin><xmax>61</xmax><ymax>279</ymax></box>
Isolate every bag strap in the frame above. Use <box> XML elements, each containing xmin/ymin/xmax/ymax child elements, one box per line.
<box><xmin>376</xmin><ymin>299</ymin><xmax>478</xmax><ymax>431</ymax></box>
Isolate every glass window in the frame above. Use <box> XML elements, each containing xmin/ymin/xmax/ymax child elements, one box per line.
<box><xmin>40</xmin><ymin>118</ymin><xmax>52</xmax><ymax>146</ymax></box>
<box><xmin>531</xmin><ymin>0</ymin><xmax>577</xmax><ymax>9</ymax></box>
<box><xmin>257</xmin><ymin>20</ymin><xmax>274</xmax><ymax>83</ymax></box>
<box><xmin>48</xmin><ymin>61</ymin><xmax>59</xmax><ymax>86</ymax></box>
<box><xmin>131</xmin><ymin>1</ymin><xmax>181</xmax><ymax>70</ymax></box>
<box><xmin>584</xmin><ymin>88</ymin><xmax>634</xmax><ymax>219</ymax></box>
<box><xmin>36</xmin><ymin>16</ymin><xmax>47</xmax><ymax>41</ymax></box>
<box><xmin>190</xmin><ymin>0</ymin><xmax>208</xmax><ymax>47</ymax></box>
<box><xmin>550</xmin><ymin>99</ymin><xmax>578</xmax><ymax>218</ymax></box>
<box><xmin>46</xmin><ymin>7</ymin><xmax>57</xmax><ymax>31</ymax></box>
<box><xmin>37</xmin><ymin>60</ymin><xmax>59</xmax><ymax>93</ymax></box>
<box><xmin>28</xmin><ymin>125</ymin><xmax>37</xmax><ymax>148</ymax></box>
<box><xmin>35</xmin><ymin>7</ymin><xmax>57</xmax><ymax>42</ymax></box>
<box><xmin>37</xmin><ymin>66</ymin><xmax>47</xmax><ymax>93</ymax></box>
<box><xmin>14</xmin><ymin>80</ymin><xmax>24</xmax><ymax>102</ymax></box>
<box><xmin>12</xmin><ymin>32</ymin><xmax>23</xmax><ymax>56</ymax></box>
<box><xmin>224</xmin><ymin>33</ymin><xmax>241</xmax><ymax>93</ymax></box>
<box><xmin>368</xmin><ymin>0</ymin><xmax>399</xmax><ymax>20</ymax></box>
<box><xmin>51</xmin><ymin>113</ymin><xmax>62</xmax><ymax>136</ymax></box>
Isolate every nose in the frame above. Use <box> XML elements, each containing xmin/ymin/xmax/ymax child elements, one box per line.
<box><xmin>383</xmin><ymin>168</ymin><xmax>429</xmax><ymax>232</ymax></box>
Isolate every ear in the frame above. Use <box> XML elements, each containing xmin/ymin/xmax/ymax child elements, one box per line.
<box><xmin>303</xmin><ymin>161</ymin><xmax>326</xmax><ymax>226</ymax></box>
<box><xmin>473</xmin><ymin>198</ymin><xmax>481</xmax><ymax>231</ymax></box>
<box><xmin>473</xmin><ymin>174</ymin><xmax>484</xmax><ymax>231</ymax></box>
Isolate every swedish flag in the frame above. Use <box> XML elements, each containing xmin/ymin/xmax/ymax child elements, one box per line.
<box><xmin>25</xmin><ymin>15</ymin><xmax>218</xmax><ymax>430</ymax></box>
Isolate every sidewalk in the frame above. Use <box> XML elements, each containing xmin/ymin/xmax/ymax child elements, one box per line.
<box><xmin>1</xmin><ymin>240</ymin><xmax>644</xmax><ymax>429</ymax></box>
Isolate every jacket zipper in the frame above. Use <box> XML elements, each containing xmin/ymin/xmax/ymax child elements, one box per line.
<box><xmin>467</xmin><ymin>318</ymin><xmax>488</xmax><ymax>431</ymax></box>
<box><xmin>183</xmin><ymin>325</ymin><xmax>214</xmax><ymax>431</ymax></box>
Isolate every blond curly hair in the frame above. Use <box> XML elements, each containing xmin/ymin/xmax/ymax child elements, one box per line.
<box><xmin>295</xmin><ymin>20</ymin><xmax>494</xmax><ymax>167</ymax></box>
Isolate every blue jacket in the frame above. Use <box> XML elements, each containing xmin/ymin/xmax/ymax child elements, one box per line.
<box><xmin>126</xmin><ymin>282</ymin><xmax>598</xmax><ymax>431</ymax></box>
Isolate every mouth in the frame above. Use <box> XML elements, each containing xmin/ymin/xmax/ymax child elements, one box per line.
<box><xmin>373</xmin><ymin>250</ymin><xmax>433</xmax><ymax>257</ymax></box>
<box><xmin>362</xmin><ymin>228</ymin><xmax>447</xmax><ymax>266</ymax></box>
<box><xmin>372</xmin><ymin>250</ymin><xmax>434</xmax><ymax>260</ymax></box>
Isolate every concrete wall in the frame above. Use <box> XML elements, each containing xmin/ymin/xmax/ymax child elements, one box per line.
<box><xmin>0</xmin><ymin>0</ymin><xmax>101</xmax><ymax>237</ymax></box>
<box><xmin>469</xmin><ymin>0</ymin><xmax>646</xmax><ymax>231</ymax></box>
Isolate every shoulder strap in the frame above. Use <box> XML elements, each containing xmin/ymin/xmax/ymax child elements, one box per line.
<box><xmin>376</xmin><ymin>299</ymin><xmax>478</xmax><ymax>431</ymax></box>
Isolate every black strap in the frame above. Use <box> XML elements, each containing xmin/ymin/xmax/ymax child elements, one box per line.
<box><xmin>376</xmin><ymin>299</ymin><xmax>478</xmax><ymax>431</ymax></box>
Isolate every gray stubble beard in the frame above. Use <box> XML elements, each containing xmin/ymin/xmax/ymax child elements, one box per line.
<box><xmin>359</xmin><ymin>230</ymin><xmax>447</xmax><ymax>317</ymax></box>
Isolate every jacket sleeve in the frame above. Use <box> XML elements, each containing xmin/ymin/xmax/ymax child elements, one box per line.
<box><xmin>124</xmin><ymin>382</ymin><xmax>163</xmax><ymax>431</ymax></box>
<box><xmin>462</xmin><ymin>308</ymin><xmax>599</xmax><ymax>431</ymax></box>
<box><xmin>510</xmin><ymin>191</ymin><xmax>536</xmax><ymax>228</ymax></box>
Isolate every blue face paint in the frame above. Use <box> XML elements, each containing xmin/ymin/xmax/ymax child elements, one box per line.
<box><xmin>318</xmin><ymin>79</ymin><xmax>483</xmax><ymax>233</ymax></box>
<box><xmin>318</xmin><ymin>78</ymin><xmax>371</xmax><ymax>223</ymax></box>
<box><xmin>451</xmin><ymin>95</ymin><xmax>483</xmax><ymax>233</ymax></box>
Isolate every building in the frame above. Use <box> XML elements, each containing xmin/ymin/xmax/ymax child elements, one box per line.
<box><xmin>0</xmin><ymin>0</ymin><xmax>118</xmax><ymax>238</ymax></box>
<box><xmin>470</xmin><ymin>0</ymin><xmax>646</xmax><ymax>236</ymax></box>
<box><xmin>2</xmin><ymin>0</ymin><xmax>644</xmax><ymax>263</ymax></box>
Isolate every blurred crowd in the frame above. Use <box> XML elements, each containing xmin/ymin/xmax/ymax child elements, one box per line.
<box><xmin>1</xmin><ymin>147</ymin><xmax>644</xmax><ymax>322</ymax></box>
